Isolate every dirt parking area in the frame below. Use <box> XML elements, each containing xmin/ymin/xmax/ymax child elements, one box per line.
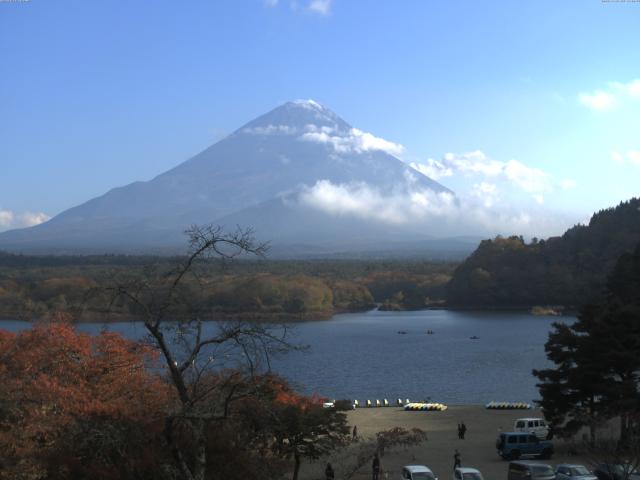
<box><xmin>300</xmin><ymin>406</ymin><xmax>592</xmax><ymax>480</ymax></box>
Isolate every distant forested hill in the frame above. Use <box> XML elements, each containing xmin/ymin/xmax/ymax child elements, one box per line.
<box><xmin>446</xmin><ymin>198</ymin><xmax>640</xmax><ymax>308</ymax></box>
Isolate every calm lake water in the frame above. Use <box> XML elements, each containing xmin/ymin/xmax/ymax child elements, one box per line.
<box><xmin>0</xmin><ymin>309</ymin><xmax>572</xmax><ymax>405</ymax></box>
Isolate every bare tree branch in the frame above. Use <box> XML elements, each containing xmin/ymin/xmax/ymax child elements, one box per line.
<box><xmin>101</xmin><ymin>224</ymin><xmax>292</xmax><ymax>480</ymax></box>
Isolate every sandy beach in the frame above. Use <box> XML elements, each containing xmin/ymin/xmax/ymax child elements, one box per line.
<box><xmin>300</xmin><ymin>406</ymin><xmax>593</xmax><ymax>480</ymax></box>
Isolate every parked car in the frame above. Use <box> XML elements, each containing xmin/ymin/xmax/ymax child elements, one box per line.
<box><xmin>556</xmin><ymin>464</ymin><xmax>598</xmax><ymax>480</ymax></box>
<box><xmin>593</xmin><ymin>464</ymin><xmax>640</xmax><ymax>480</ymax></box>
<box><xmin>508</xmin><ymin>461</ymin><xmax>556</xmax><ymax>480</ymax></box>
<box><xmin>514</xmin><ymin>417</ymin><xmax>550</xmax><ymax>439</ymax></box>
<box><xmin>453</xmin><ymin>467</ymin><xmax>483</xmax><ymax>480</ymax></box>
<box><xmin>401</xmin><ymin>465</ymin><xmax>438</xmax><ymax>480</ymax></box>
<box><xmin>496</xmin><ymin>432</ymin><xmax>554</xmax><ymax>460</ymax></box>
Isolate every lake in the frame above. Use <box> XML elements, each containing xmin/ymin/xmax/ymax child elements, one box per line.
<box><xmin>0</xmin><ymin>309</ymin><xmax>571</xmax><ymax>405</ymax></box>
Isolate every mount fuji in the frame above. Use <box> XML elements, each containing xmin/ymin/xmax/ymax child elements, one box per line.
<box><xmin>0</xmin><ymin>100</ymin><xmax>476</xmax><ymax>257</ymax></box>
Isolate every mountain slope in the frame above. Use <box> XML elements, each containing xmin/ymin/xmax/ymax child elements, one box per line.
<box><xmin>446</xmin><ymin>197</ymin><xmax>640</xmax><ymax>307</ymax></box>
<box><xmin>0</xmin><ymin>100</ymin><xmax>453</xmax><ymax>253</ymax></box>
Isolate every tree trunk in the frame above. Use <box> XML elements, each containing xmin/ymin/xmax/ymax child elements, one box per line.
<box><xmin>292</xmin><ymin>451</ymin><xmax>301</xmax><ymax>480</ymax></box>
<box><xmin>589</xmin><ymin>396</ymin><xmax>597</xmax><ymax>446</ymax></box>
<box><xmin>192</xmin><ymin>418</ymin><xmax>208</xmax><ymax>480</ymax></box>
<box><xmin>165</xmin><ymin>417</ymin><xmax>196</xmax><ymax>480</ymax></box>
<box><xmin>589</xmin><ymin>422</ymin><xmax>597</xmax><ymax>447</ymax></box>
<box><xmin>619</xmin><ymin>413</ymin><xmax>632</xmax><ymax>449</ymax></box>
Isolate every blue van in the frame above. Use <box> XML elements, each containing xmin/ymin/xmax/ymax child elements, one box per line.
<box><xmin>496</xmin><ymin>432</ymin><xmax>554</xmax><ymax>460</ymax></box>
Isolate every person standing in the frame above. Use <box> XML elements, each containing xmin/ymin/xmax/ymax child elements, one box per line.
<box><xmin>460</xmin><ymin>422</ymin><xmax>467</xmax><ymax>439</ymax></box>
<box><xmin>453</xmin><ymin>449</ymin><xmax>461</xmax><ymax>470</ymax></box>
<box><xmin>353</xmin><ymin>425</ymin><xmax>358</xmax><ymax>440</ymax></box>
<box><xmin>372</xmin><ymin>452</ymin><xmax>381</xmax><ymax>480</ymax></box>
<box><xmin>325</xmin><ymin>462</ymin><xmax>335</xmax><ymax>480</ymax></box>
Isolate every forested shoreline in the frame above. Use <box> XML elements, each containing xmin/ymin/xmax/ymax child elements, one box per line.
<box><xmin>0</xmin><ymin>254</ymin><xmax>455</xmax><ymax>322</ymax></box>
<box><xmin>447</xmin><ymin>198</ymin><xmax>640</xmax><ymax>309</ymax></box>
<box><xmin>3</xmin><ymin>198</ymin><xmax>640</xmax><ymax>322</ymax></box>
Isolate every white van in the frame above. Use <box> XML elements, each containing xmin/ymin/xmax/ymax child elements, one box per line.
<box><xmin>513</xmin><ymin>418</ymin><xmax>549</xmax><ymax>439</ymax></box>
<box><xmin>401</xmin><ymin>465</ymin><xmax>438</xmax><ymax>480</ymax></box>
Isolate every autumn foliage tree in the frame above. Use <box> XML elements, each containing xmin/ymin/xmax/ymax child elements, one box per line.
<box><xmin>0</xmin><ymin>322</ymin><xmax>171</xmax><ymax>479</ymax></box>
<box><xmin>188</xmin><ymin>373</ymin><xmax>346</xmax><ymax>480</ymax></box>
<box><xmin>262</xmin><ymin>378</ymin><xmax>349</xmax><ymax>480</ymax></box>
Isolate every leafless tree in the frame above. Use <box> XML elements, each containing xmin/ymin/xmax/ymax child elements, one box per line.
<box><xmin>106</xmin><ymin>225</ymin><xmax>296</xmax><ymax>480</ymax></box>
<box><xmin>327</xmin><ymin>427</ymin><xmax>428</xmax><ymax>480</ymax></box>
<box><xmin>580</xmin><ymin>425</ymin><xmax>640</xmax><ymax>480</ymax></box>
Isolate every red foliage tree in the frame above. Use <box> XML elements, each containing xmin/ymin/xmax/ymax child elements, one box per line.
<box><xmin>0</xmin><ymin>323</ymin><xmax>172</xmax><ymax>479</ymax></box>
<box><xmin>240</xmin><ymin>375</ymin><xmax>348</xmax><ymax>480</ymax></box>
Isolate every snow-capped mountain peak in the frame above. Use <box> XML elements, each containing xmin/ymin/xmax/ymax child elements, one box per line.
<box><xmin>239</xmin><ymin>99</ymin><xmax>350</xmax><ymax>135</ymax></box>
<box><xmin>291</xmin><ymin>98</ymin><xmax>324</xmax><ymax>109</ymax></box>
<box><xmin>0</xmin><ymin>100</ymin><xmax>453</xmax><ymax>253</ymax></box>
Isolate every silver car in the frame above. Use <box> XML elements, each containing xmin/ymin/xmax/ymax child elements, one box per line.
<box><xmin>508</xmin><ymin>461</ymin><xmax>556</xmax><ymax>480</ymax></box>
<box><xmin>453</xmin><ymin>467</ymin><xmax>484</xmax><ymax>480</ymax></box>
<box><xmin>556</xmin><ymin>464</ymin><xmax>598</xmax><ymax>480</ymax></box>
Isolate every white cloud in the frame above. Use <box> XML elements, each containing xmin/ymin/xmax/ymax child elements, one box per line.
<box><xmin>410</xmin><ymin>150</ymin><xmax>561</xmax><ymax>194</ymax></box>
<box><xmin>300</xmin><ymin>125</ymin><xmax>405</xmax><ymax>157</ymax></box>
<box><xmin>442</xmin><ymin>150</ymin><xmax>503</xmax><ymax>176</ymax></box>
<box><xmin>612</xmin><ymin>149</ymin><xmax>640</xmax><ymax>168</ymax></box>
<box><xmin>295</xmin><ymin>179</ymin><xmax>572</xmax><ymax>237</ymax></box>
<box><xmin>298</xmin><ymin>180</ymin><xmax>455</xmax><ymax>224</ymax></box>
<box><xmin>502</xmin><ymin>159</ymin><xmax>552</xmax><ymax>193</ymax></box>
<box><xmin>21</xmin><ymin>212</ymin><xmax>51</xmax><ymax>227</ymax></box>
<box><xmin>409</xmin><ymin>158</ymin><xmax>453</xmax><ymax>180</ymax></box>
<box><xmin>579</xmin><ymin>78</ymin><xmax>640</xmax><ymax>111</ymax></box>
<box><xmin>627</xmin><ymin>151</ymin><xmax>640</xmax><ymax>167</ymax></box>
<box><xmin>0</xmin><ymin>210</ymin><xmax>14</xmax><ymax>228</ymax></box>
<box><xmin>308</xmin><ymin>0</ymin><xmax>332</xmax><ymax>15</ymax></box>
<box><xmin>628</xmin><ymin>80</ymin><xmax>640</xmax><ymax>97</ymax></box>
<box><xmin>0</xmin><ymin>209</ymin><xmax>50</xmax><ymax>232</ymax></box>
<box><xmin>579</xmin><ymin>91</ymin><xmax>617</xmax><ymax>111</ymax></box>
<box><xmin>407</xmin><ymin>151</ymin><xmax>578</xmax><ymax>222</ymax></box>
<box><xmin>471</xmin><ymin>182</ymin><xmax>499</xmax><ymax>208</ymax></box>
<box><xmin>611</xmin><ymin>79</ymin><xmax>640</xmax><ymax>98</ymax></box>
<box><xmin>611</xmin><ymin>150</ymin><xmax>624</xmax><ymax>164</ymax></box>
<box><xmin>353</xmin><ymin>129</ymin><xmax>403</xmax><ymax>155</ymax></box>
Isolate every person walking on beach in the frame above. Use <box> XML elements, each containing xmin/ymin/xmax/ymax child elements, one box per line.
<box><xmin>353</xmin><ymin>425</ymin><xmax>358</xmax><ymax>440</ymax></box>
<box><xmin>460</xmin><ymin>422</ymin><xmax>467</xmax><ymax>439</ymax></box>
<box><xmin>453</xmin><ymin>449</ymin><xmax>461</xmax><ymax>470</ymax></box>
<box><xmin>325</xmin><ymin>462</ymin><xmax>335</xmax><ymax>480</ymax></box>
<box><xmin>372</xmin><ymin>452</ymin><xmax>381</xmax><ymax>480</ymax></box>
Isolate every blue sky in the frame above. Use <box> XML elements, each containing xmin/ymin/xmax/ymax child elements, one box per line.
<box><xmin>1</xmin><ymin>0</ymin><xmax>639</xmax><ymax>234</ymax></box>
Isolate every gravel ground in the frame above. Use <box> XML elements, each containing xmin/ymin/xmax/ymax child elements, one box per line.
<box><xmin>298</xmin><ymin>406</ymin><xmax>594</xmax><ymax>480</ymax></box>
